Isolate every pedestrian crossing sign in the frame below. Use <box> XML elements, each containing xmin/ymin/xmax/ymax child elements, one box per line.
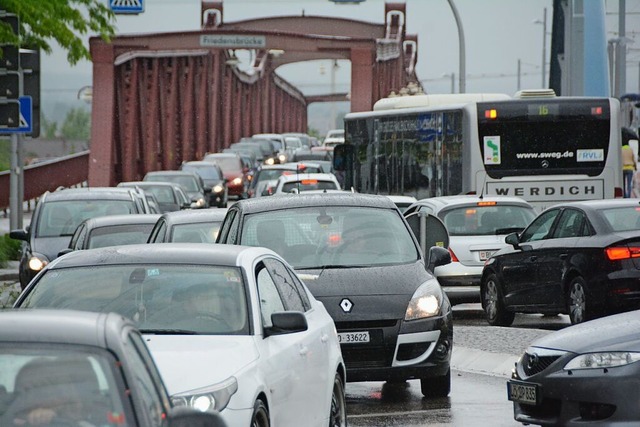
<box><xmin>110</xmin><ymin>0</ymin><xmax>144</xmax><ymax>14</ymax></box>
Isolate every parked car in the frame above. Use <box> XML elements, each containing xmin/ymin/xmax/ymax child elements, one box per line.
<box><xmin>202</xmin><ymin>153</ymin><xmax>249</xmax><ymax>199</ymax></box>
<box><xmin>61</xmin><ymin>213</ymin><xmax>161</xmax><ymax>254</ymax></box>
<box><xmin>147</xmin><ymin>209</ymin><xmax>228</xmax><ymax>243</ymax></box>
<box><xmin>10</xmin><ymin>187</ymin><xmax>151</xmax><ymax>289</ymax></box>
<box><xmin>13</xmin><ymin>244</ymin><xmax>346</xmax><ymax>427</ymax></box>
<box><xmin>180</xmin><ymin>161</ymin><xmax>228</xmax><ymax>208</ymax></box>
<box><xmin>143</xmin><ymin>170</ymin><xmax>209</xmax><ymax>209</ymax></box>
<box><xmin>118</xmin><ymin>181</ymin><xmax>193</xmax><ymax>213</ymax></box>
<box><xmin>216</xmin><ymin>193</ymin><xmax>453</xmax><ymax>397</ymax></box>
<box><xmin>508</xmin><ymin>309</ymin><xmax>640</xmax><ymax>426</ymax></box>
<box><xmin>271</xmin><ymin>172</ymin><xmax>341</xmax><ymax>195</ymax></box>
<box><xmin>481</xmin><ymin>199</ymin><xmax>640</xmax><ymax>326</ymax></box>
<box><xmin>0</xmin><ymin>309</ymin><xmax>226</xmax><ymax>427</ymax></box>
<box><xmin>404</xmin><ymin>195</ymin><xmax>536</xmax><ymax>304</ymax></box>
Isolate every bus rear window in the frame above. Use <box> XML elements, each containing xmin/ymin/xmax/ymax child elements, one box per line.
<box><xmin>477</xmin><ymin>99</ymin><xmax>611</xmax><ymax>178</ymax></box>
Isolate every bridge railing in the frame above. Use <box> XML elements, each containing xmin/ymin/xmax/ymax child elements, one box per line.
<box><xmin>0</xmin><ymin>151</ymin><xmax>90</xmax><ymax>211</ymax></box>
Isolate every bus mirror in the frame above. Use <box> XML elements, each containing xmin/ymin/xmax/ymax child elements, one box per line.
<box><xmin>332</xmin><ymin>144</ymin><xmax>352</xmax><ymax>172</ymax></box>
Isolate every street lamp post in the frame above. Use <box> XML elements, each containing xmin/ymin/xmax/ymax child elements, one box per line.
<box><xmin>533</xmin><ymin>7</ymin><xmax>547</xmax><ymax>88</ymax></box>
<box><xmin>446</xmin><ymin>0</ymin><xmax>465</xmax><ymax>93</ymax></box>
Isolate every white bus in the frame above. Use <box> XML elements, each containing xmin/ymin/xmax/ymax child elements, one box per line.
<box><xmin>335</xmin><ymin>90</ymin><xmax>623</xmax><ymax>210</ymax></box>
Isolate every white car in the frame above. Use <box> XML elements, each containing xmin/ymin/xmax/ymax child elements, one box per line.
<box><xmin>404</xmin><ymin>195</ymin><xmax>536</xmax><ymax>304</ymax></box>
<box><xmin>13</xmin><ymin>244</ymin><xmax>347</xmax><ymax>427</ymax></box>
<box><xmin>271</xmin><ymin>173</ymin><xmax>341</xmax><ymax>195</ymax></box>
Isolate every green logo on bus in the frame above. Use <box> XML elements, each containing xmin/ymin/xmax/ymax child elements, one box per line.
<box><xmin>484</xmin><ymin>136</ymin><xmax>501</xmax><ymax>165</ymax></box>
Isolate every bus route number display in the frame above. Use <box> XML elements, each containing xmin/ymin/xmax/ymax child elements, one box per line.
<box><xmin>528</xmin><ymin>104</ymin><xmax>559</xmax><ymax>117</ymax></box>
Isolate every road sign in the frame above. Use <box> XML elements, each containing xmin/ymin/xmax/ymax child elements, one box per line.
<box><xmin>0</xmin><ymin>96</ymin><xmax>32</xmax><ymax>133</ymax></box>
<box><xmin>109</xmin><ymin>0</ymin><xmax>144</xmax><ymax>14</ymax></box>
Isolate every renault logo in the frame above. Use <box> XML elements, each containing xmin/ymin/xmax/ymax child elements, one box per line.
<box><xmin>340</xmin><ymin>298</ymin><xmax>353</xmax><ymax>313</ymax></box>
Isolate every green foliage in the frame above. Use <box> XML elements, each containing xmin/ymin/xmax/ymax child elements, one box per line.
<box><xmin>60</xmin><ymin>107</ymin><xmax>91</xmax><ymax>141</ymax></box>
<box><xmin>0</xmin><ymin>139</ymin><xmax>9</xmax><ymax>172</ymax></box>
<box><xmin>0</xmin><ymin>234</ymin><xmax>21</xmax><ymax>268</ymax></box>
<box><xmin>0</xmin><ymin>0</ymin><xmax>116</xmax><ymax>65</ymax></box>
<box><xmin>41</xmin><ymin>113</ymin><xmax>58</xmax><ymax>140</ymax></box>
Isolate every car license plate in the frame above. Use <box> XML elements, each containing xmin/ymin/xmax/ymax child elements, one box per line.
<box><xmin>479</xmin><ymin>250</ymin><xmax>496</xmax><ymax>261</ymax></box>
<box><xmin>507</xmin><ymin>380</ymin><xmax>539</xmax><ymax>405</ymax></box>
<box><xmin>338</xmin><ymin>331</ymin><xmax>370</xmax><ymax>344</ymax></box>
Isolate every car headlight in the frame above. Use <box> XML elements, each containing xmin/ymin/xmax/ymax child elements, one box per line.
<box><xmin>564</xmin><ymin>352</ymin><xmax>640</xmax><ymax>370</ymax></box>
<box><xmin>405</xmin><ymin>278</ymin><xmax>442</xmax><ymax>320</ymax></box>
<box><xmin>265</xmin><ymin>158</ymin><xmax>275</xmax><ymax>165</ymax></box>
<box><xmin>171</xmin><ymin>377</ymin><xmax>238</xmax><ymax>412</ymax></box>
<box><xmin>213</xmin><ymin>185</ymin><xmax>224</xmax><ymax>193</ymax></box>
<box><xmin>278</xmin><ymin>154</ymin><xmax>287</xmax><ymax>162</ymax></box>
<box><xmin>232</xmin><ymin>177</ymin><xmax>242</xmax><ymax>185</ymax></box>
<box><xmin>28</xmin><ymin>254</ymin><xmax>49</xmax><ymax>272</ymax></box>
<box><xmin>192</xmin><ymin>198</ymin><xmax>205</xmax><ymax>208</ymax></box>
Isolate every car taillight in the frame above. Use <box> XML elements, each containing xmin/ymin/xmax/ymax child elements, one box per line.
<box><xmin>605</xmin><ymin>246</ymin><xmax>640</xmax><ymax>261</ymax></box>
<box><xmin>449</xmin><ymin>248</ymin><xmax>459</xmax><ymax>262</ymax></box>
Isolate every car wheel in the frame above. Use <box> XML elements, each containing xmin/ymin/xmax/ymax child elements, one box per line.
<box><xmin>329</xmin><ymin>373</ymin><xmax>347</xmax><ymax>427</ymax></box>
<box><xmin>251</xmin><ymin>399</ymin><xmax>269</xmax><ymax>427</ymax></box>
<box><xmin>567</xmin><ymin>276</ymin><xmax>592</xmax><ymax>324</ymax></box>
<box><xmin>420</xmin><ymin>369</ymin><xmax>450</xmax><ymax>398</ymax></box>
<box><xmin>482</xmin><ymin>274</ymin><xmax>515</xmax><ymax>326</ymax></box>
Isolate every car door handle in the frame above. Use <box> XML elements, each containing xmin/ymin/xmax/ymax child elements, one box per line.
<box><xmin>299</xmin><ymin>346</ymin><xmax>309</xmax><ymax>356</ymax></box>
<box><xmin>321</xmin><ymin>334</ymin><xmax>329</xmax><ymax>343</ymax></box>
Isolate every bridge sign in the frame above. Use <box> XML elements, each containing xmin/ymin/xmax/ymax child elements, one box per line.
<box><xmin>1</xmin><ymin>96</ymin><xmax>32</xmax><ymax>134</ymax></box>
<box><xmin>110</xmin><ymin>0</ymin><xmax>144</xmax><ymax>14</ymax></box>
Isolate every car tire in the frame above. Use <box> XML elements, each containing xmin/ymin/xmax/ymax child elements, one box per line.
<box><xmin>482</xmin><ymin>273</ymin><xmax>515</xmax><ymax>327</ymax></box>
<box><xmin>329</xmin><ymin>373</ymin><xmax>347</xmax><ymax>427</ymax></box>
<box><xmin>567</xmin><ymin>276</ymin><xmax>593</xmax><ymax>325</ymax></box>
<box><xmin>421</xmin><ymin>369</ymin><xmax>450</xmax><ymax>398</ymax></box>
<box><xmin>251</xmin><ymin>399</ymin><xmax>269</xmax><ymax>427</ymax></box>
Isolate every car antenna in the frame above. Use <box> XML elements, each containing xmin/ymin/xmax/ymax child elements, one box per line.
<box><xmin>478</xmin><ymin>171</ymin><xmax>488</xmax><ymax>200</ymax></box>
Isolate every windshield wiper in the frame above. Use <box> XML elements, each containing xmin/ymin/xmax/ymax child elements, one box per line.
<box><xmin>140</xmin><ymin>329</ymin><xmax>198</xmax><ymax>335</ymax></box>
<box><xmin>296</xmin><ymin>264</ymin><xmax>365</xmax><ymax>270</ymax></box>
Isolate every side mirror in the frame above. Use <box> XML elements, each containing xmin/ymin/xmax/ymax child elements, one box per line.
<box><xmin>168</xmin><ymin>406</ymin><xmax>228</xmax><ymax>427</ymax></box>
<box><xmin>427</xmin><ymin>246</ymin><xmax>451</xmax><ymax>273</ymax></box>
<box><xmin>505</xmin><ymin>232</ymin><xmax>520</xmax><ymax>249</ymax></box>
<box><xmin>58</xmin><ymin>248</ymin><xmax>73</xmax><ymax>257</ymax></box>
<box><xmin>264</xmin><ymin>311</ymin><xmax>308</xmax><ymax>337</ymax></box>
<box><xmin>9</xmin><ymin>229</ymin><xmax>28</xmax><ymax>242</ymax></box>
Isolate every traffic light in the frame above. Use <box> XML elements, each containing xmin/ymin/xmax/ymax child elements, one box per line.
<box><xmin>21</xmin><ymin>48</ymin><xmax>40</xmax><ymax>137</ymax></box>
<box><xmin>0</xmin><ymin>13</ymin><xmax>20</xmax><ymax>129</ymax></box>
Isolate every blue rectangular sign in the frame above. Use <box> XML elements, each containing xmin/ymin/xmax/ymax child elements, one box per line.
<box><xmin>110</xmin><ymin>0</ymin><xmax>144</xmax><ymax>14</ymax></box>
<box><xmin>1</xmin><ymin>96</ymin><xmax>32</xmax><ymax>134</ymax></box>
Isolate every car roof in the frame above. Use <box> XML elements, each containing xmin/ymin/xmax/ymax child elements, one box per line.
<box><xmin>545</xmin><ymin>198</ymin><xmax>640</xmax><ymax>212</ymax></box>
<box><xmin>80</xmin><ymin>214</ymin><xmax>161</xmax><ymax>228</ymax></box>
<box><xmin>145</xmin><ymin>170</ymin><xmax>198</xmax><ymax>177</ymax></box>
<box><xmin>43</xmin><ymin>187</ymin><xmax>137</xmax><ymax>202</ymax></box>
<box><xmin>45</xmin><ymin>243</ymin><xmax>268</xmax><ymax>269</ymax></box>
<box><xmin>182</xmin><ymin>161</ymin><xmax>220</xmax><ymax>167</ymax></box>
<box><xmin>411</xmin><ymin>195</ymin><xmax>534</xmax><ymax>211</ymax></box>
<box><xmin>277</xmin><ymin>173</ymin><xmax>338</xmax><ymax>183</ymax></box>
<box><xmin>232</xmin><ymin>192</ymin><xmax>397</xmax><ymax>214</ymax></box>
<box><xmin>119</xmin><ymin>181</ymin><xmax>183</xmax><ymax>190</ymax></box>
<box><xmin>0</xmin><ymin>309</ymin><xmax>131</xmax><ymax>347</ymax></box>
<box><xmin>159</xmin><ymin>208</ymin><xmax>228</xmax><ymax>224</ymax></box>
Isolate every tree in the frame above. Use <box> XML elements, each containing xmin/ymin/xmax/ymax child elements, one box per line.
<box><xmin>0</xmin><ymin>0</ymin><xmax>115</xmax><ymax>65</ymax></box>
<box><xmin>60</xmin><ymin>107</ymin><xmax>91</xmax><ymax>141</ymax></box>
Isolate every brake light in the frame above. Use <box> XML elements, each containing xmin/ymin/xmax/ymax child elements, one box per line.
<box><xmin>477</xmin><ymin>201</ymin><xmax>497</xmax><ymax>207</ymax></box>
<box><xmin>449</xmin><ymin>248</ymin><xmax>459</xmax><ymax>262</ymax></box>
<box><xmin>591</xmin><ymin>106</ymin><xmax>603</xmax><ymax>115</ymax></box>
<box><xmin>301</xmin><ymin>179</ymin><xmax>318</xmax><ymax>185</ymax></box>
<box><xmin>605</xmin><ymin>246</ymin><xmax>640</xmax><ymax>261</ymax></box>
<box><xmin>484</xmin><ymin>109</ymin><xmax>497</xmax><ymax>119</ymax></box>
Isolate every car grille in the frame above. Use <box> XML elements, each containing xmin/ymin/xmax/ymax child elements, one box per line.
<box><xmin>521</xmin><ymin>352</ymin><xmax>561</xmax><ymax>377</ymax></box>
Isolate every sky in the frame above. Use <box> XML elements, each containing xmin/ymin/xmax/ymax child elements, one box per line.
<box><xmin>41</xmin><ymin>0</ymin><xmax>640</xmax><ymax>124</ymax></box>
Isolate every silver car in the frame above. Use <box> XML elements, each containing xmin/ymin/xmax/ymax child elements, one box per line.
<box><xmin>404</xmin><ymin>195</ymin><xmax>536</xmax><ymax>304</ymax></box>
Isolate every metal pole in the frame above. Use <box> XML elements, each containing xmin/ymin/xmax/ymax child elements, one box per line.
<box><xmin>542</xmin><ymin>7</ymin><xmax>547</xmax><ymax>88</ymax></box>
<box><xmin>615</xmin><ymin>0</ymin><xmax>626</xmax><ymax>97</ymax></box>
<box><xmin>330</xmin><ymin>59</ymin><xmax>337</xmax><ymax>129</ymax></box>
<box><xmin>447</xmin><ymin>0</ymin><xmax>466</xmax><ymax>93</ymax></box>
<box><xmin>517</xmin><ymin>59</ymin><xmax>521</xmax><ymax>91</ymax></box>
<box><xmin>17</xmin><ymin>133</ymin><xmax>23</xmax><ymax>228</ymax></box>
<box><xmin>9</xmin><ymin>133</ymin><xmax>19</xmax><ymax>231</ymax></box>
<box><xmin>450</xmin><ymin>72</ymin><xmax>455</xmax><ymax>93</ymax></box>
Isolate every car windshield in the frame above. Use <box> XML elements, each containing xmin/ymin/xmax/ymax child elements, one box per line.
<box><xmin>142</xmin><ymin>186</ymin><xmax>177</xmax><ymax>204</ymax></box>
<box><xmin>20</xmin><ymin>265</ymin><xmax>250</xmax><ymax>335</ymax></box>
<box><xmin>171</xmin><ymin>222</ymin><xmax>221</xmax><ymax>243</ymax></box>
<box><xmin>37</xmin><ymin>200</ymin><xmax>135</xmax><ymax>237</ymax></box>
<box><xmin>146</xmin><ymin>175</ymin><xmax>199</xmax><ymax>192</ymax></box>
<box><xmin>600</xmin><ymin>206</ymin><xmax>640</xmax><ymax>231</ymax></box>
<box><xmin>207</xmin><ymin>156</ymin><xmax>241</xmax><ymax>171</ymax></box>
<box><xmin>183</xmin><ymin>165</ymin><xmax>221</xmax><ymax>181</ymax></box>
<box><xmin>0</xmin><ymin>347</ymin><xmax>127</xmax><ymax>424</ymax></box>
<box><xmin>88</xmin><ymin>224</ymin><xmax>156</xmax><ymax>248</ymax></box>
<box><xmin>440</xmin><ymin>204</ymin><xmax>536</xmax><ymax>236</ymax></box>
<box><xmin>240</xmin><ymin>206</ymin><xmax>418</xmax><ymax>268</ymax></box>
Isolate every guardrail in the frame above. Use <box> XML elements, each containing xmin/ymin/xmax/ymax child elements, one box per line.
<box><xmin>0</xmin><ymin>151</ymin><xmax>90</xmax><ymax>211</ymax></box>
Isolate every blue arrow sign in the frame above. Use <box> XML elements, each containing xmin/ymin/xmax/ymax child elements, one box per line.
<box><xmin>110</xmin><ymin>0</ymin><xmax>144</xmax><ymax>14</ymax></box>
<box><xmin>1</xmin><ymin>96</ymin><xmax>32</xmax><ymax>134</ymax></box>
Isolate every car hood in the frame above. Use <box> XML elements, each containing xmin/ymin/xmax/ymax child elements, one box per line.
<box><xmin>296</xmin><ymin>262</ymin><xmax>432</xmax><ymax>321</ymax></box>
<box><xmin>530</xmin><ymin>310</ymin><xmax>640</xmax><ymax>354</ymax></box>
<box><xmin>32</xmin><ymin>236</ymin><xmax>73</xmax><ymax>261</ymax></box>
<box><xmin>144</xmin><ymin>335</ymin><xmax>258</xmax><ymax>395</ymax></box>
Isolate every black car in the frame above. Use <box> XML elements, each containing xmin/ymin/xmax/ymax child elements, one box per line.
<box><xmin>0</xmin><ymin>309</ymin><xmax>226</xmax><ymax>427</ymax></box>
<box><xmin>62</xmin><ymin>213</ymin><xmax>161</xmax><ymax>253</ymax></box>
<box><xmin>508</xmin><ymin>309</ymin><xmax>640</xmax><ymax>426</ymax></box>
<box><xmin>179</xmin><ymin>161</ymin><xmax>228</xmax><ymax>208</ymax></box>
<box><xmin>216</xmin><ymin>193</ymin><xmax>453</xmax><ymax>397</ymax></box>
<box><xmin>118</xmin><ymin>181</ymin><xmax>193</xmax><ymax>213</ymax></box>
<box><xmin>143</xmin><ymin>170</ymin><xmax>209</xmax><ymax>209</ymax></box>
<box><xmin>481</xmin><ymin>199</ymin><xmax>640</xmax><ymax>326</ymax></box>
<box><xmin>147</xmin><ymin>208</ymin><xmax>228</xmax><ymax>243</ymax></box>
<box><xmin>10</xmin><ymin>187</ymin><xmax>151</xmax><ymax>289</ymax></box>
